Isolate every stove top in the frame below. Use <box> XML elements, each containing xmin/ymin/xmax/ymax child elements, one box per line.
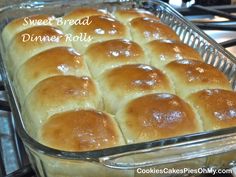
<box><xmin>177</xmin><ymin>5</ymin><xmax>236</xmax><ymax>56</ymax></box>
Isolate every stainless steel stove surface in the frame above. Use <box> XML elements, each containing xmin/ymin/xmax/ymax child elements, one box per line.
<box><xmin>0</xmin><ymin>1</ymin><xmax>236</xmax><ymax>177</ymax></box>
<box><xmin>0</xmin><ymin>79</ymin><xmax>32</xmax><ymax>176</ymax></box>
<box><xmin>183</xmin><ymin>15</ymin><xmax>236</xmax><ymax>56</ymax></box>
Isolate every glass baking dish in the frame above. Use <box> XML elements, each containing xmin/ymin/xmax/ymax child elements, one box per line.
<box><xmin>0</xmin><ymin>0</ymin><xmax>236</xmax><ymax>177</ymax></box>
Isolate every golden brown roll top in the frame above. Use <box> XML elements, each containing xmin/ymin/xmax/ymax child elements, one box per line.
<box><xmin>129</xmin><ymin>17</ymin><xmax>180</xmax><ymax>44</ymax></box>
<box><xmin>99</xmin><ymin>64</ymin><xmax>174</xmax><ymax>114</ymax></box>
<box><xmin>114</xmin><ymin>9</ymin><xmax>157</xmax><ymax>24</ymax></box>
<box><xmin>39</xmin><ymin>110</ymin><xmax>125</xmax><ymax>151</ymax></box>
<box><xmin>7</xmin><ymin>26</ymin><xmax>71</xmax><ymax>79</ymax></box>
<box><xmin>116</xmin><ymin>93</ymin><xmax>203</xmax><ymax>144</ymax></box>
<box><xmin>69</xmin><ymin>15</ymin><xmax>130</xmax><ymax>53</ymax></box>
<box><xmin>23</xmin><ymin>75</ymin><xmax>102</xmax><ymax>136</ymax></box>
<box><xmin>146</xmin><ymin>40</ymin><xmax>202</xmax><ymax>68</ymax></box>
<box><xmin>187</xmin><ymin>89</ymin><xmax>236</xmax><ymax>130</ymax></box>
<box><xmin>14</xmin><ymin>47</ymin><xmax>90</xmax><ymax>105</ymax></box>
<box><xmin>165</xmin><ymin>59</ymin><xmax>232</xmax><ymax>98</ymax></box>
<box><xmin>85</xmin><ymin>39</ymin><xmax>147</xmax><ymax>77</ymax></box>
<box><xmin>62</xmin><ymin>7</ymin><xmax>108</xmax><ymax>30</ymax></box>
<box><xmin>64</xmin><ymin>7</ymin><xmax>108</xmax><ymax>19</ymax></box>
<box><xmin>2</xmin><ymin>14</ymin><xmax>56</xmax><ymax>48</ymax></box>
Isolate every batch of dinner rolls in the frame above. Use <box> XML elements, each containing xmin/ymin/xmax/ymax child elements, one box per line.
<box><xmin>2</xmin><ymin>7</ymin><xmax>236</xmax><ymax>152</ymax></box>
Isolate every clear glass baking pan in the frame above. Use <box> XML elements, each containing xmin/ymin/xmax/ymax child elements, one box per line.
<box><xmin>0</xmin><ymin>0</ymin><xmax>236</xmax><ymax>177</ymax></box>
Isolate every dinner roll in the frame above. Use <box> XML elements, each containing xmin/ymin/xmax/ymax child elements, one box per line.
<box><xmin>116</xmin><ymin>93</ymin><xmax>203</xmax><ymax>144</ymax></box>
<box><xmin>114</xmin><ymin>9</ymin><xmax>157</xmax><ymax>24</ymax></box>
<box><xmin>129</xmin><ymin>17</ymin><xmax>179</xmax><ymax>44</ymax></box>
<box><xmin>14</xmin><ymin>47</ymin><xmax>90</xmax><ymax>105</ymax></box>
<box><xmin>165</xmin><ymin>59</ymin><xmax>232</xmax><ymax>98</ymax></box>
<box><xmin>99</xmin><ymin>64</ymin><xmax>174</xmax><ymax>114</ymax></box>
<box><xmin>39</xmin><ymin>109</ymin><xmax>133</xmax><ymax>177</ymax></box>
<box><xmin>23</xmin><ymin>75</ymin><xmax>102</xmax><ymax>137</ymax></box>
<box><xmin>62</xmin><ymin>7</ymin><xmax>108</xmax><ymax>31</ymax></box>
<box><xmin>7</xmin><ymin>26</ymin><xmax>71</xmax><ymax>79</ymax></box>
<box><xmin>40</xmin><ymin>110</ymin><xmax>125</xmax><ymax>151</ymax></box>
<box><xmin>145</xmin><ymin>40</ymin><xmax>202</xmax><ymax>69</ymax></box>
<box><xmin>68</xmin><ymin>15</ymin><xmax>130</xmax><ymax>53</ymax></box>
<box><xmin>85</xmin><ymin>39</ymin><xmax>147</xmax><ymax>78</ymax></box>
<box><xmin>187</xmin><ymin>89</ymin><xmax>236</xmax><ymax>130</ymax></box>
<box><xmin>2</xmin><ymin>14</ymin><xmax>56</xmax><ymax>48</ymax></box>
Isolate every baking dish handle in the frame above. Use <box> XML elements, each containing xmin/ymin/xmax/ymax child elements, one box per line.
<box><xmin>99</xmin><ymin>134</ymin><xmax>236</xmax><ymax>170</ymax></box>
